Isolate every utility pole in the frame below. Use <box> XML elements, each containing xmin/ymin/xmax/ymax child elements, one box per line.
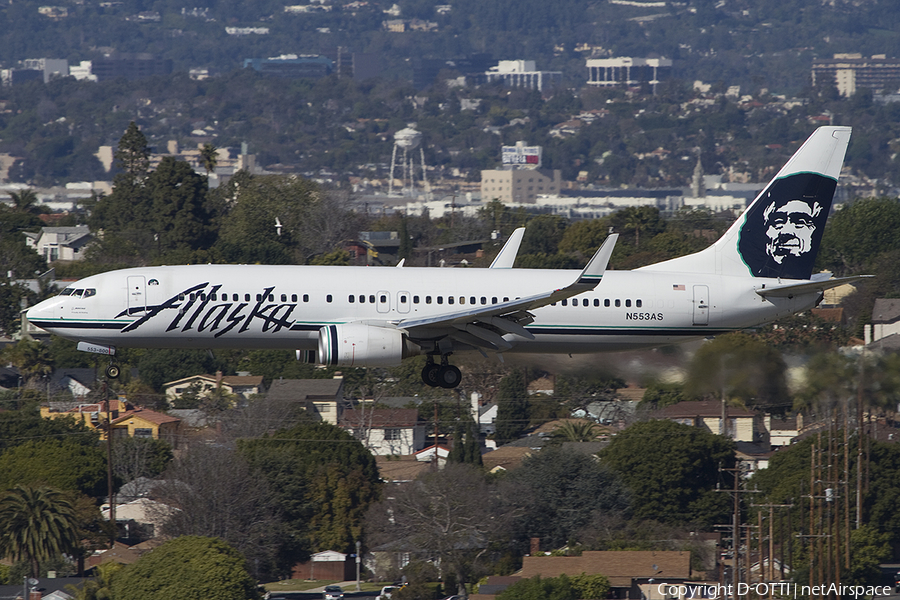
<box><xmin>718</xmin><ymin>464</ymin><xmax>759</xmax><ymax>598</ymax></box>
<box><xmin>104</xmin><ymin>380</ymin><xmax>116</xmax><ymax>547</ymax></box>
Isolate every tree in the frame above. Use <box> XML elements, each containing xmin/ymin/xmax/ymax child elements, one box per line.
<box><xmin>554</xmin><ymin>370</ymin><xmax>625</xmax><ymax>416</ymax></box>
<box><xmin>114</xmin><ymin>121</ymin><xmax>150</xmax><ymax>185</ymax></box>
<box><xmin>494</xmin><ymin>370</ymin><xmax>529</xmax><ymax>445</ymax></box>
<box><xmin>0</xmin><ymin>438</ymin><xmax>108</xmax><ymax>499</ymax></box>
<box><xmin>7</xmin><ymin>189</ymin><xmax>39</xmax><ymax>214</ymax></box>
<box><xmin>2</xmin><ymin>338</ymin><xmax>52</xmax><ymax>385</ymax></box>
<box><xmin>152</xmin><ymin>444</ymin><xmax>281</xmax><ymax>578</ymax></box>
<box><xmin>0</xmin><ymin>485</ymin><xmax>79</xmax><ymax>577</ymax></box>
<box><xmin>496</xmin><ymin>573</ymin><xmax>610</xmax><ymax>600</ymax></box>
<box><xmin>366</xmin><ymin>463</ymin><xmax>515</xmax><ymax>596</ymax></box>
<box><xmin>199</xmin><ymin>143</ymin><xmax>218</xmax><ymax>174</ymax></box>
<box><xmin>238</xmin><ymin>422</ymin><xmax>382</xmax><ymax>567</ymax></box>
<box><xmin>548</xmin><ymin>419</ymin><xmax>600</xmax><ymax>444</ymax></box>
<box><xmin>111</xmin><ymin>436</ymin><xmax>173</xmax><ymax>487</ymax></box>
<box><xmin>146</xmin><ymin>156</ymin><xmax>214</xmax><ymax>257</ymax></box>
<box><xmin>507</xmin><ymin>447</ymin><xmax>629</xmax><ymax>549</ymax></box>
<box><xmin>111</xmin><ymin>536</ymin><xmax>260</xmax><ymax>600</ymax></box>
<box><xmin>817</xmin><ymin>197</ymin><xmax>900</xmax><ymax>275</ymax></box>
<box><xmin>600</xmin><ymin>420</ymin><xmax>735</xmax><ymax>527</ymax></box>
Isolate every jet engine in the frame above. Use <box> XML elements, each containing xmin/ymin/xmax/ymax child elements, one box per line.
<box><xmin>317</xmin><ymin>324</ymin><xmax>418</xmax><ymax>367</ymax></box>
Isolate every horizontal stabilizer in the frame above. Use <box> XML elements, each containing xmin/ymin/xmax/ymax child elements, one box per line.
<box><xmin>755</xmin><ymin>275</ymin><xmax>873</xmax><ymax>298</ymax></box>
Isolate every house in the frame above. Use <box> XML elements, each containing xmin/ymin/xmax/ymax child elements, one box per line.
<box><xmin>291</xmin><ymin>550</ymin><xmax>355</xmax><ymax>580</ymax></box>
<box><xmin>481</xmin><ymin>446</ymin><xmax>532</xmax><ymax>473</ymax></box>
<box><xmin>164</xmin><ymin>372</ymin><xmax>264</xmax><ymax>406</ymax></box>
<box><xmin>766</xmin><ymin>414</ymin><xmax>803</xmax><ymax>447</ymax></box>
<box><xmin>655</xmin><ymin>400</ymin><xmax>769</xmax><ymax>444</ymax></box>
<box><xmin>519</xmin><ymin>550</ymin><xmax>693</xmax><ymax>599</ymax></box>
<box><xmin>866</xmin><ymin>299</ymin><xmax>900</xmax><ymax>346</ymax></box>
<box><xmin>49</xmin><ymin>367</ymin><xmax>96</xmax><ymax>398</ymax></box>
<box><xmin>110</xmin><ymin>407</ymin><xmax>181</xmax><ymax>445</ymax></box>
<box><xmin>340</xmin><ymin>408</ymin><xmax>425</xmax><ymax>455</ymax></box>
<box><xmin>414</xmin><ymin>444</ymin><xmax>450</xmax><ymax>466</ymax></box>
<box><xmin>101</xmin><ymin>498</ymin><xmax>176</xmax><ymax>542</ymax></box>
<box><xmin>266</xmin><ymin>378</ymin><xmax>345</xmax><ymax>424</ymax></box>
<box><xmin>23</xmin><ymin>225</ymin><xmax>94</xmax><ymax>261</ymax></box>
<box><xmin>40</xmin><ymin>397</ymin><xmax>130</xmax><ymax>438</ymax></box>
<box><xmin>375</xmin><ymin>454</ymin><xmax>430</xmax><ymax>483</ymax></box>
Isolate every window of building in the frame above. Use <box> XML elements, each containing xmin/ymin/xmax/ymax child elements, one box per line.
<box><xmin>384</xmin><ymin>428</ymin><xmax>401</xmax><ymax>441</ymax></box>
<box><xmin>134</xmin><ymin>428</ymin><xmax>153</xmax><ymax>438</ymax></box>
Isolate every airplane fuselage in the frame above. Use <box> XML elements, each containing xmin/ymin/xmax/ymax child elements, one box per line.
<box><xmin>27</xmin><ymin>264</ymin><xmax>814</xmax><ymax>354</ymax></box>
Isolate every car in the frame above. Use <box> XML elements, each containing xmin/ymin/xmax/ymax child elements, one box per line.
<box><xmin>376</xmin><ymin>585</ymin><xmax>402</xmax><ymax>600</ymax></box>
<box><xmin>323</xmin><ymin>585</ymin><xmax>344</xmax><ymax>600</ymax></box>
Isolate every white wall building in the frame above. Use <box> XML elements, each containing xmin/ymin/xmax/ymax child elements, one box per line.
<box><xmin>485</xmin><ymin>60</ymin><xmax>562</xmax><ymax>92</ymax></box>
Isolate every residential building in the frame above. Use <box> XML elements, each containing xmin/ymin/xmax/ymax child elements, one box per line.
<box><xmin>519</xmin><ymin>550</ymin><xmax>692</xmax><ymax>599</ymax></box>
<box><xmin>485</xmin><ymin>60</ymin><xmax>562</xmax><ymax>92</ymax></box>
<box><xmin>23</xmin><ymin>225</ymin><xmax>93</xmax><ymax>261</ymax></box>
<box><xmin>110</xmin><ymin>407</ymin><xmax>181</xmax><ymax>444</ymax></box>
<box><xmin>655</xmin><ymin>400</ymin><xmax>768</xmax><ymax>444</ymax></box>
<box><xmin>865</xmin><ymin>298</ymin><xmax>900</xmax><ymax>346</ymax></box>
<box><xmin>586</xmin><ymin>57</ymin><xmax>673</xmax><ymax>91</ymax></box>
<box><xmin>340</xmin><ymin>407</ymin><xmax>425</xmax><ymax>455</ymax></box>
<box><xmin>291</xmin><ymin>550</ymin><xmax>355</xmax><ymax>581</ymax></box>
<box><xmin>266</xmin><ymin>378</ymin><xmax>345</xmax><ymax>424</ymax></box>
<box><xmin>40</xmin><ymin>397</ymin><xmax>130</xmax><ymax>436</ymax></box>
<box><xmin>164</xmin><ymin>372</ymin><xmax>264</xmax><ymax>406</ymax></box>
<box><xmin>812</xmin><ymin>54</ymin><xmax>900</xmax><ymax>97</ymax></box>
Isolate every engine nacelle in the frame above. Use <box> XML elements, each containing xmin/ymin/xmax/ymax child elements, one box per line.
<box><xmin>317</xmin><ymin>324</ymin><xmax>417</xmax><ymax>367</ymax></box>
<box><xmin>296</xmin><ymin>349</ymin><xmax>317</xmax><ymax>363</ymax></box>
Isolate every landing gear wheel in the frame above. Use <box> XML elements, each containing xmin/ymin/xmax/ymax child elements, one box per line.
<box><xmin>106</xmin><ymin>364</ymin><xmax>120</xmax><ymax>379</ymax></box>
<box><xmin>437</xmin><ymin>365</ymin><xmax>462</xmax><ymax>389</ymax></box>
<box><xmin>421</xmin><ymin>363</ymin><xmax>441</xmax><ymax>387</ymax></box>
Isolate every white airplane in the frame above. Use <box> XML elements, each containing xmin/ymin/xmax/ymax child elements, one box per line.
<box><xmin>27</xmin><ymin>126</ymin><xmax>866</xmax><ymax>388</ymax></box>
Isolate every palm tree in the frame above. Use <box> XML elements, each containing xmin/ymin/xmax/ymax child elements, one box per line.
<box><xmin>200</xmin><ymin>143</ymin><xmax>218</xmax><ymax>174</ymax></box>
<box><xmin>8</xmin><ymin>189</ymin><xmax>39</xmax><ymax>214</ymax></box>
<box><xmin>550</xmin><ymin>419</ymin><xmax>600</xmax><ymax>443</ymax></box>
<box><xmin>0</xmin><ymin>485</ymin><xmax>80</xmax><ymax>577</ymax></box>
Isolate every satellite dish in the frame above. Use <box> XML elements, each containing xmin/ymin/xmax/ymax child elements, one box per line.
<box><xmin>28</xmin><ymin>578</ymin><xmax>39</xmax><ymax>586</ymax></box>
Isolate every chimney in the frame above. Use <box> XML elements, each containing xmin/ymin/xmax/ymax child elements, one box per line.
<box><xmin>215</xmin><ymin>370</ymin><xmax>223</xmax><ymax>388</ymax></box>
<box><xmin>530</xmin><ymin>537</ymin><xmax>541</xmax><ymax>556</ymax></box>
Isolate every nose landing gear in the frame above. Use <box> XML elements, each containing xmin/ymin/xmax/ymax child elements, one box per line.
<box><xmin>421</xmin><ymin>356</ymin><xmax>461</xmax><ymax>389</ymax></box>
<box><xmin>106</xmin><ymin>362</ymin><xmax>120</xmax><ymax>379</ymax></box>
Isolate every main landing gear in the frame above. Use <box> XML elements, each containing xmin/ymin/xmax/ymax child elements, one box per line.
<box><xmin>421</xmin><ymin>356</ymin><xmax>462</xmax><ymax>389</ymax></box>
<box><xmin>106</xmin><ymin>362</ymin><xmax>120</xmax><ymax>379</ymax></box>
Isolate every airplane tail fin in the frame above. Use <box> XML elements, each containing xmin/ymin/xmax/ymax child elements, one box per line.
<box><xmin>644</xmin><ymin>126</ymin><xmax>851</xmax><ymax>280</ymax></box>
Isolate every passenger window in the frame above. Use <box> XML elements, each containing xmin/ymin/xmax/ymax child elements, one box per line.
<box><xmin>292</xmin><ymin>294</ymin><xmax>298</xmax><ymax>302</ymax></box>
<box><xmin>551</xmin><ymin>302</ymin><xmax>557</xmax><ymax>306</ymax></box>
<box><xmin>245</xmin><ymin>294</ymin><xmax>251</xmax><ymax>301</ymax></box>
<box><xmin>281</xmin><ymin>294</ymin><xmax>287</xmax><ymax>302</ymax></box>
<box><xmin>359</xmin><ymin>295</ymin><xmax>365</xmax><ymax>303</ymax></box>
<box><xmin>593</xmin><ymin>299</ymin><xmax>599</xmax><ymax>307</ymax></box>
<box><xmin>470</xmin><ymin>296</ymin><xmax>476</xmax><ymax>305</ymax></box>
<box><xmin>636</xmin><ymin>299</ymin><xmax>642</xmax><ymax>307</ymax></box>
<box><xmin>304</xmin><ymin>294</ymin><xmax>309</xmax><ymax>302</ymax></box>
<box><xmin>426</xmin><ymin>296</ymin><xmax>432</xmax><ymax>304</ymax></box>
<box><xmin>459</xmin><ymin>297</ymin><xmax>465</xmax><ymax>305</ymax></box>
<box><xmin>210</xmin><ymin>293</ymin><xmax>216</xmax><ymax>301</ymax></box>
<box><xmin>233</xmin><ymin>294</ymin><xmax>239</xmax><ymax>302</ymax></box>
<box><xmin>615</xmin><ymin>299</ymin><xmax>621</xmax><ymax>307</ymax></box>
<box><xmin>179</xmin><ymin>294</ymin><xmax>185</xmax><ymax>301</ymax></box>
<box><xmin>349</xmin><ymin>295</ymin><xmax>355</xmax><ymax>303</ymax></box>
<box><xmin>503</xmin><ymin>297</ymin><xmax>509</xmax><ymax>302</ymax></box>
<box><xmin>268</xmin><ymin>294</ymin><xmax>274</xmax><ymax>302</ymax></box>
<box><xmin>604</xmin><ymin>299</ymin><xmax>610</xmax><ymax>307</ymax></box>
<box><xmin>448</xmin><ymin>297</ymin><xmax>455</xmax><ymax>305</ymax></box>
<box><xmin>369</xmin><ymin>295</ymin><xmax>375</xmax><ymax>303</ymax></box>
<box><xmin>583</xmin><ymin>299</ymin><xmax>589</xmax><ymax>307</ymax></box>
<box><xmin>200</xmin><ymin>293</ymin><xmax>206</xmax><ymax>301</ymax></box>
<box><xmin>400</xmin><ymin>295</ymin><xmax>407</xmax><ymax>303</ymax></box>
<box><xmin>327</xmin><ymin>295</ymin><xmax>333</xmax><ymax>303</ymax></box>
<box><xmin>380</xmin><ymin>294</ymin><xmax>387</xmax><ymax>303</ymax></box>
<box><xmin>492</xmin><ymin>297</ymin><xmax>498</xmax><ymax>304</ymax></box>
<box><xmin>562</xmin><ymin>299</ymin><xmax>568</xmax><ymax>306</ymax></box>
<box><xmin>437</xmin><ymin>296</ymin><xmax>443</xmax><ymax>304</ymax></box>
<box><xmin>626</xmin><ymin>299</ymin><xmax>632</xmax><ymax>307</ymax></box>
<box><xmin>481</xmin><ymin>297</ymin><xmax>486</xmax><ymax>305</ymax></box>
<box><xmin>190</xmin><ymin>293</ymin><xmax>196</xmax><ymax>301</ymax></box>
<box><xmin>413</xmin><ymin>296</ymin><xmax>420</xmax><ymax>304</ymax></box>
<box><xmin>256</xmin><ymin>294</ymin><xmax>262</xmax><ymax>301</ymax></box>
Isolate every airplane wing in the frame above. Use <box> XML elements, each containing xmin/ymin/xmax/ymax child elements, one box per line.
<box><xmin>489</xmin><ymin>227</ymin><xmax>525</xmax><ymax>268</ymax></box>
<box><xmin>392</xmin><ymin>234</ymin><xmax>618</xmax><ymax>350</ymax></box>
<box><xmin>755</xmin><ymin>275</ymin><xmax>873</xmax><ymax>298</ymax></box>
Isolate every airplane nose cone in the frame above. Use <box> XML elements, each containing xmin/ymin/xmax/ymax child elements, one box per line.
<box><xmin>26</xmin><ymin>297</ymin><xmax>58</xmax><ymax>326</ymax></box>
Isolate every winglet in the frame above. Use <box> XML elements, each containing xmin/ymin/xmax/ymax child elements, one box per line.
<box><xmin>576</xmin><ymin>234</ymin><xmax>617</xmax><ymax>286</ymax></box>
<box><xmin>490</xmin><ymin>227</ymin><xmax>525</xmax><ymax>268</ymax></box>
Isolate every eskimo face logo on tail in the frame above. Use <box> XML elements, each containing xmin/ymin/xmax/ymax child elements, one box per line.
<box><xmin>738</xmin><ymin>173</ymin><xmax>835</xmax><ymax>279</ymax></box>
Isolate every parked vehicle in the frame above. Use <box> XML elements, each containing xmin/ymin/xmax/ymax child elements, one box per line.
<box><xmin>323</xmin><ymin>585</ymin><xmax>344</xmax><ymax>600</ymax></box>
<box><xmin>376</xmin><ymin>585</ymin><xmax>402</xmax><ymax>600</ymax></box>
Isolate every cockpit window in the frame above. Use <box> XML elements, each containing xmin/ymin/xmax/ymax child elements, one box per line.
<box><xmin>59</xmin><ymin>288</ymin><xmax>74</xmax><ymax>296</ymax></box>
<box><xmin>83</xmin><ymin>289</ymin><xmax>96</xmax><ymax>298</ymax></box>
<box><xmin>73</xmin><ymin>289</ymin><xmax>84</xmax><ymax>298</ymax></box>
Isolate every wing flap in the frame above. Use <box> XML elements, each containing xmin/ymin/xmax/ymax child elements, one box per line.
<box><xmin>755</xmin><ymin>275</ymin><xmax>872</xmax><ymax>298</ymax></box>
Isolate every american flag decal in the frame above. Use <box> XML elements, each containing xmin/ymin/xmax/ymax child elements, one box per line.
<box><xmin>673</xmin><ymin>284</ymin><xmax>685</xmax><ymax>291</ymax></box>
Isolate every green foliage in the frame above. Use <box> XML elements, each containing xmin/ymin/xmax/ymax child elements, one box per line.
<box><xmin>112</xmin><ymin>436</ymin><xmax>173</xmax><ymax>483</ymax></box>
<box><xmin>135</xmin><ymin>348</ymin><xmax>229</xmax><ymax>391</ymax></box>
<box><xmin>845</xmin><ymin>525</ymin><xmax>892</xmax><ymax>587</ymax></box>
<box><xmin>570</xmin><ymin>573</ymin><xmax>611</xmax><ymax>599</ymax></box>
<box><xmin>0</xmin><ymin>438</ymin><xmax>108</xmax><ymax>498</ymax></box>
<box><xmin>2</xmin><ymin>338</ymin><xmax>52</xmax><ymax>384</ymax></box>
<box><xmin>496</xmin><ymin>574</ymin><xmax>577</xmax><ymax>600</ymax></box>
<box><xmin>818</xmin><ymin>197</ymin><xmax>900</xmax><ymax>275</ymax></box>
<box><xmin>639</xmin><ymin>382</ymin><xmax>690</xmax><ymax>410</ymax></box>
<box><xmin>494</xmin><ymin>370</ymin><xmax>529</xmax><ymax>445</ymax></box>
<box><xmin>0</xmin><ymin>485</ymin><xmax>79</xmax><ymax>578</ymax></box>
<box><xmin>509</xmin><ymin>448</ymin><xmax>628</xmax><ymax>549</ymax></box>
<box><xmin>0</xmin><ymin>409</ymin><xmax>99</xmax><ymax>454</ymax></box>
<box><xmin>600</xmin><ymin>420</ymin><xmax>735</xmax><ymax>527</ymax></box>
<box><xmin>111</xmin><ymin>536</ymin><xmax>260</xmax><ymax>600</ymax></box>
<box><xmin>239</xmin><ymin>422</ymin><xmax>381</xmax><ymax>562</ymax></box>
<box><xmin>554</xmin><ymin>370</ymin><xmax>624</xmax><ymax>415</ymax></box>
<box><xmin>67</xmin><ymin>561</ymin><xmax>123</xmax><ymax>600</ymax></box>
